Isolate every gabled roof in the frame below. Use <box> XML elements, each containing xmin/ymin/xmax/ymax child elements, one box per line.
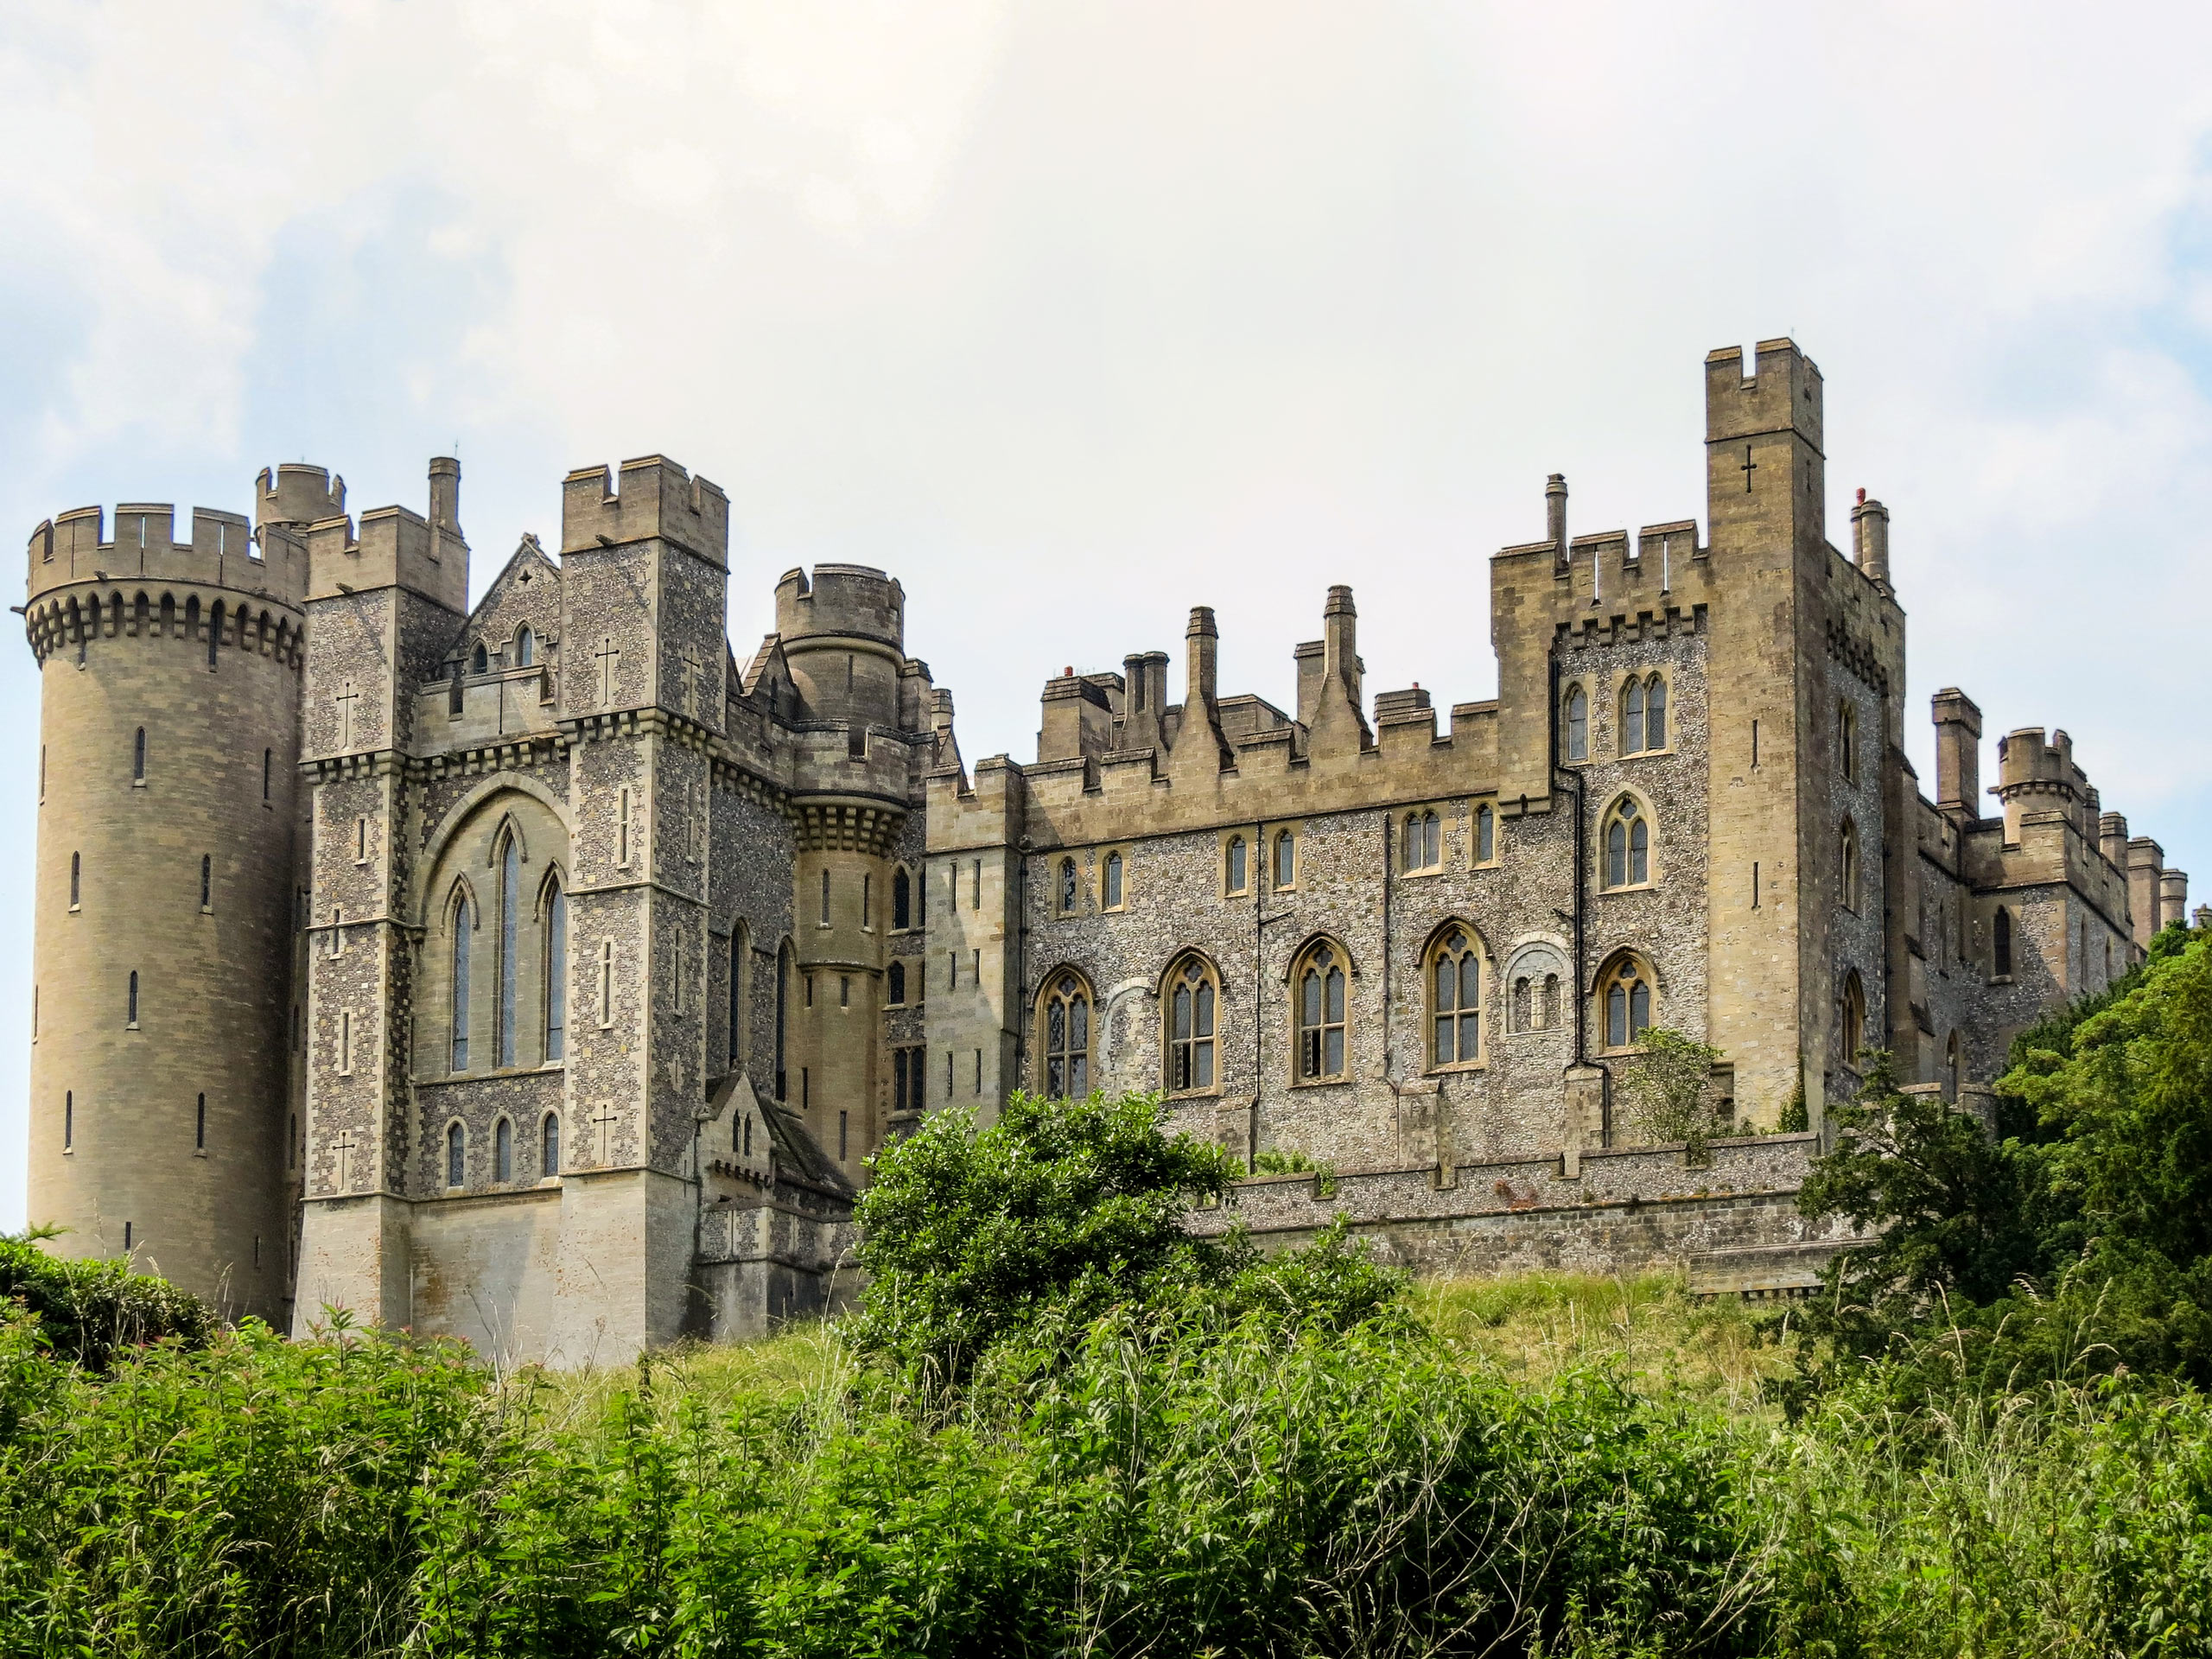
<box><xmin>447</xmin><ymin>533</ymin><xmax>563</xmax><ymax>663</ymax></box>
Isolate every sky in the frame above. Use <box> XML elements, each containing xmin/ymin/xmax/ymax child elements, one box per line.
<box><xmin>2</xmin><ymin>2</ymin><xmax>2209</xmax><ymax>1225</ymax></box>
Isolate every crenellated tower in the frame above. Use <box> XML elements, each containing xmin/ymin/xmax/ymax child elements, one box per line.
<box><xmin>22</xmin><ymin>480</ymin><xmax>315</xmax><ymax>1318</ymax></box>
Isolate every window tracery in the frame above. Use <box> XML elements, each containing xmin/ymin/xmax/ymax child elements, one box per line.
<box><xmin>1293</xmin><ymin>940</ymin><xmax>1349</xmax><ymax>1082</ymax></box>
<box><xmin>1039</xmin><ymin>972</ymin><xmax>1091</xmax><ymax>1097</ymax></box>
<box><xmin>1427</xmin><ymin>927</ymin><xmax>1482</xmax><ymax>1068</ymax></box>
<box><xmin>1602</xmin><ymin>795</ymin><xmax>1651</xmax><ymax>888</ymax></box>
<box><xmin>1165</xmin><ymin>955</ymin><xmax>1218</xmax><ymax>1093</ymax></box>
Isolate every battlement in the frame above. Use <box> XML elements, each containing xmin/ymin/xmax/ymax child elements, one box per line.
<box><xmin>561</xmin><ymin>455</ymin><xmax>728</xmax><ymax>566</ymax></box>
<box><xmin>305</xmin><ymin>459</ymin><xmax>470</xmax><ymax>613</ymax></box>
<box><xmin>774</xmin><ymin>563</ymin><xmax>905</xmax><ymax>649</ymax></box>
<box><xmin>1705</xmin><ymin>338</ymin><xmax>1823</xmax><ymax>448</ymax></box>
<box><xmin>26</xmin><ymin>500</ymin><xmax>306</xmax><ymax>609</ymax></box>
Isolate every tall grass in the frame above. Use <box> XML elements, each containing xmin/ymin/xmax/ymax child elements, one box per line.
<box><xmin>1</xmin><ymin>1278</ymin><xmax>2209</xmax><ymax>1656</ymax></box>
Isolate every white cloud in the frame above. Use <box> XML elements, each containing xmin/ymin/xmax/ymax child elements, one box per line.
<box><xmin>2</xmin><ymin>0</ymin><xmax>2211</xmax><ymax>1222</ymax></box>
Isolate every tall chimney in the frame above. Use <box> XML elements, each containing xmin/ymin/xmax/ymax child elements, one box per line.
<box><xmin>1545</xmin><ymin>474</ymin><xmax>1568</xmax><ymax>571</ymax></box>
<box><xmin>1185</xmin><ymin>607</ymin><xmax>1218</xmax><ymax>717</ymax></box>
<box><xmin>1322</xmin><ymin>585</ymin><xmax>1359</xmax><ymax>706</ymax></box>
<box><xmin>2128</xmin><ymin>838</ymin><xmax>2164</xmax><ymax>949</ymax></box>
<box><xmin>2100</xmin><ymin>811</ymin><xmax>2129</xmax><ymax>870</ymax></box>
<box><xmin>2160</xmin><ymin>870</ymin><xmax>2190</xmax><ymax>931</ymax></box>
<box><xmin>429</xmin><ymin>455</ymin><xmax>461</xmax><ymax>531</ymax></box>
<box><xmin>1121</xmin><ymin>650</ymin><xmax>1168</xmax><ymax>752</ymax></box>
<box><xmin>1851</xmin><ymin>489</ymin><xmax>1890</xmax><ymax>588</ymax></box>
<box><xmin>1931</xmin><ymin>689</ymin><xmax>1982</xmax><ymax>818</ymax></box>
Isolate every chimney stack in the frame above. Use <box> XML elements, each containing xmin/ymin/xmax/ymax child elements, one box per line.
<box><xmin>2100</xmin><ymin>811</ymin><xmax>2129</xmax><ymax>870</ymax></box>
<box><xmin>1851</xmin><ymin>489</ymin><xmax>1890</xmax><ymax>589</ymax></box>
<box><xmin>1931</xmin><ymin>689</ymin><xmax>1982</xmax><ymax>818</ymax></box>
<box><xmin>1185</xmin><ymin>607</ymin><xmax>1218</xmax><ymax>717</ymax></box>
<box><xmin>2160</xmin><ymin>869</ymin><xmax>2190</xmax><ymax>931</ymax></box>
<box><xmin>1545</xmin><ymin>474</ymin><xmax>1568</xmax><ymax>571</ymax></box>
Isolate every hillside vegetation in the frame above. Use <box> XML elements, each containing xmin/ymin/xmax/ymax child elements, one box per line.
<box><xmin>0</xmin><ymin>927</ymin><xmax>2207</xmax><ymax>1656</ymax></box>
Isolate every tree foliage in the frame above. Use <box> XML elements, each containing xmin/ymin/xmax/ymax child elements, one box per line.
<box><xmin>1613</xmin><ymin>1027</ymin><xmax>1728</xmax><ymax>1160</ymax></box>
<box><xmin>0</xmin><ymin>1229</ymin><xmax>213</xmax><ymax>1370</ymax></box>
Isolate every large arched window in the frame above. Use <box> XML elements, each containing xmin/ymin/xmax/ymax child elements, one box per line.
<box><xmin>543</xmin><ymin>876</ymin><xmax>567</xmax><ymax>1061</ymax></box>
<box><xmin>1840</xmin><ymin>969</ymin><xmax>1866</xmax><ymax>1066</ymax></box>
<box><xmin>497</xmin><ymin>831</ymin><xmax>522</xmax><ymax>1067</ymax></box>
<box><xmin>1599</xmin><ymin>954</ymin><xmax>1655</xmax><ymax>1049</ymax></box>
<box><xmin>1164</xmin><ymin>954</ymin><xmax>1218</xmax><ymax>1094</ymax></box>
<box><xmin>1293</xmin><ymin>940</ymin><xmax>1349</xmax><ymax>1082</ymax></box>
<box><xmin>1839</xmin><ymin>818</ymin><xmax>1859</xmax><ymax>914</ymax></box>
<box><xmin>1602</xmin><ymin>796</ymin><xmax>1651</xmax><ymax>889</ymax></box>
<box><xmin>1427</xmin><ymin>927</ymin><xmax>1482</xmax><ymax>1069</ymax></box>
<box><xmin>1993</xmin><ymin>906</ymin><xmax>2013</xmax><ymax>978</ymax></box>
<box><xmin>450</xmin><ymin>888</ymin><xmax>474</xmax><ymax>1072</ymax></box>
<box><xmin>892</xmin><ymin>866</ymin><xmax>912</xmax><ymax>931</ymax></box>
<box><xmin>1564</xmin><ymin>685</ymin><xmax>1588</xmax><ymax>761</ymax></box>
<box><xmin>1402</xmin><ymin>810</ymin><xmax>1440</xmax><ymax>872</ymax></box>
<box><xmin>1620</xmin><ymin>674</ymin><xmax>1668</xmax><ymax>754</ymax></box>
<box><xmin>1039</xmin><ymin>972</ymin><xmax>1091</xmax><ymax>1098</ymax></box>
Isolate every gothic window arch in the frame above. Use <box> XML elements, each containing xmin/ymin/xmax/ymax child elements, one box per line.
<box><xmin>1402</xmin><ymin>810</ymin><xmax>1440</xmax><ymax>872</ymax></box>
<box><xmin>892</xmin><ymin>865</ymin><xmax>912</xmax><ymax>931</ymax></box>
<box><xmin>1620</xmin><ymin>673</ymin><xmax>1669</xmax><ymax>754</ymax></box>
<box><xmin>1564</xmin><ymin>684</ymin><xmax>1589</xmax><ymax>762</ymax></box>
<box><xmin>1839</xmin><ymin>817</ymin><xmax>1859</xmax><ymax>914</ymax></box>
<box><xmin>494</xmin><ymin>1116</ymin><xmax>514</xmax><ymax>1184</ymax></box>
<box><xmin>1601</xmin><ymin>794</ymin><xmax>1653</xmax><ymax>889</ymax></box>
<box><xmin>724</xmin><ymin>921</ymin><xmax>747</xmax><ymax>1066</ymax></box>
<box><xmin>1474</xmin><ymin>803</ymin><xmax>1497</xmax><ymax>866</ymax></box>
<box><xmin>887</xmin><ymin>959</ymin><xmax>906</xmax><ymax>1006</ymax></box>
<box><xmin>1597</xmin><ymin>953</ymin><xmax>1656</xmax><ymax>1050</ymax></box>
<box><xmin>1291</xmin><ymin>937</ymin><xmax>1351</xmax><ymax>1082</ymax></box>
<box><xmin>471</xmin><ymin>641</ymin><xmax>489</xmax><ymax>674</ymax></box>
<box><xmin>445</xmin><ymin>1120</ymin><xmax>466</xmax><ymax>1189</ymax></box>
<box><xmin>1840</xmin><ymin>969</ymin><xmax>1866</xmax><ymax>1068</ymax></box>
<box><xmin>495</xmin><ymin>828</ymin><xmax>523</xmax><ymax>1068</ymax></box>
<box><xmin>543</xmin><ymin>870</ymin><xmax>568</xmax><ymax>1062</ymax></box>
<box><xmin>1163</xmin><ymin>952</ymin><xmax>1219</xmax><ymax>1095</ymax></box>
<box><xmin>1038</xmin><ymin>969</ymin><xmax>1092</xmax><ymax>1098</ymax></box>
<box><xmin>1058</xmin><ymin>856</ymin><xmax>1078</xmax><ymax>915</ymax></box>
<box><xmin>775</xmin><ymin>941</ymin><xmax>792</xmax><ymax>1098</ymax></box>
<box><xmin>514</xmin><ymin>625</ymin><xmax>535</xmax><ymax>667</ymax></box>
<box><xmin>1839</xmin><ymin>699</ymin><xmax>1859</xmax><ymax>783</ymax></box>
<box><xmin>448</xmin><ymin>883</ymin><xmax>474</xmax><ymax>1073</ymax></box>
<box><xmin>541</xmin><ymin>1111</ymin><xmax>561</xmax><ymax>1178</ymax></box>
<box><xmin>1224</xmin><ymin>834</ymin><xmax>1249</xmax><ymax>895</ymax></box>
<box><xmin>1993</xmin><ymin>906</ymin><xmax>2013</xmax><ymax>978</ymax></box>
<box><xmin>1426</xmin><ymin>925</ymin><xmax>1484</xmax><ymax>1069</ymax></box>
<box><xmin>1101</xmin><ymin>849</ymin><xmax>1126</xmax><ymax>910</ymax></box>
<box><xmin>1273</xmin><ymin>829</ymin><xmax>1297</xmax><ymax>891</ymax></box>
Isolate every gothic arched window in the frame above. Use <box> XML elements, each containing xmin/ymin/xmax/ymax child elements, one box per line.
<box><xmin>495</xmin><ymin>1117</ymin><xmax>513</xmax><ymax>1184</ymax></box>
<box><xmin>1040</xmin><ymin>972</ymin><xmax>1091</xmax><ymax>1098</ymax></box>
<box><xmin>888</xmin><ymin>960</ymin><xmax>906</xmax><ymax>1006</ymax></box>
<box><xmin>446</xmin><ymin>1121</ymin><xmax>466</xmax><ymax>1188</ymax></box>
<box><xmin>1565</xmin><ymin>686</ymin><xmax>1588</xmax><ymax>762</ymax></box>
<box><xmin>450</xmin><ymin>890</ymin><xmax>473</xmax><ymax>1073</ymax></box>
<box><xmin>541</xmin><ymin>1111</ymin><xmax>561</xmax><ymax>1178</ymax></box>
<box><xmin>497</xmin><ymin>833</ymin><xmax>522</xmax><ymax>1067</ymax></box>
<box><xmin>1273</xmin><ymin>830</ymin><xmax>1297</xmax><ymax>891</ymax></box>
<box><xmin>775</xmin><ymin>943</ymin><xmax>791</xmax><ymax>1098</ymax></box>
<box><xmin>1294</xmin><ymin>940</ymin><xmax>1349</xmax><ymax>1081</ymax></box>
<box><xmin>1599</xmin><ymin>955</ymin><xmax>1655</xmax><ymax>1049</ymax></box>
<box><xmin>1427</xmin><ymin>927</ymin><xmax>1482</xmax><ymax>1068</ymax></box>
<box><xmin>1475</xmin><ymin>804</ymin><xmax>1496</xmax><ymax>865</ymax></box>
<box><xmin>1840</xmin><ymin>969</ymin><xmax>1866</xmax><ymax>1066</ymax></box>
<box><xmin>472</xmin><ymin>641</ymin><xmax>489</xmax><ymax>674</ymax></box>
<box><xmin>1513</xmin><ymin>975</ymin><xmax>1532</xmax><ymax>1033</ymax></box>
<box><xmin>1058</xmin><ymin>857</ymin><xmax>1078</xmax><ymax>915</ymax></box>
<box><xmin>1621</xmin><ymin>678</ymin><xmax>1645</xmax><ymax>755</ymax></box>
<box><xmin>1224</xmin><ymin>835</ymin><xmax>1249</xmax><ymax>895</ymax></box>
<box><xmin>1165</xmin><ymin>955</ymin><xmax>1218</xmax><ymax>1093</ymax></box>
<box><xmin>1603</xmin><ymin>796</ymin><xmax>1651</xmax><ymax>889</ymax></box>
<box><xmin>1402</xmin><ymin>810</ymin><xmax>1440</xmax><ymax>872</ymax></box>
<box><xmin>515</xmin><ymin>625</ymin><xmax>535</xmax><ymax>667</ymax></box>
<box><xmin>1993</xmin><ymin>906</ymin><xmax>2013</xmax><ymax>978</ymax></box>
<box><xmin>543</xmin><ymin>876</ymin><xmax>568</xmax><ymax>1062</ymax></box>
<box><xmin>892</xmin><ymin>866</ymin><xmax>912</xmax><ymax>931</ymax></box>
<box><xmin>1840</xmin><ymin>818</ymin><xmax>1859</xmax><ymax>914</ymax></box>
<box><xmin>1645</xmin><ymin>675</ymin><xmax>1667</xmax><ymax>750</ymax></box>
<box><xmin>1839</xmin><ymin>699</ymin><xmax>1858</xmax><ymax>783</ymax></box>
<box><xmin>1103</xmin><ymin>850</ymin><xmax>1125</xmax><ymax>910</ymax></box>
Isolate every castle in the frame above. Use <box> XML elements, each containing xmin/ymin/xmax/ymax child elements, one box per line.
<box><xmin>21</xmin><ymin>339</ymin><xmax>2198</xmax><ymax>1362</ymax></box>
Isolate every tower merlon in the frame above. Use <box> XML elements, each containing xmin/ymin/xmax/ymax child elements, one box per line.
<box><xmin>562</xmin><ymin>455</ymin><xmax>728</xmax><ymax>567</ymax></box>
<box><xmin>1704</xmin><ymin>338</ymin><xmax>1823</xmax><ymax>449</ymax></box>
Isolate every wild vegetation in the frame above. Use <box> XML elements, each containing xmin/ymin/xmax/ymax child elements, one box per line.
<box><xmin>0</xmin><ymin>930</ymin><xmax>2208</xmax><ymax>1655</ymax></box>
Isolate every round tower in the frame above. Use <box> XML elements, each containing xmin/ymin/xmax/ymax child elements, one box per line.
<box><xmin>22</xmin><ymin>466</ymin><xmax>326</xmax><ymax>1319</ymax></box>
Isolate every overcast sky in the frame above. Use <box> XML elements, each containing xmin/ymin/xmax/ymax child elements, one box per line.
<box><xmin>3</xmin><ymin>3</ymin><xmax>2209</xmax><ymax>1226</ymax></box>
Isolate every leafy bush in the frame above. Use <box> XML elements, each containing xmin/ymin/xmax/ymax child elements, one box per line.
<box><xmin>0</xmin><ymin>1229</ymin><xmax>213</xmax><ymax>1370</ymax></box>
<box><xmin>1614</xmin><ymin>1026</ymin><xmax>1729</xmax><ymax>1160</ymax></box>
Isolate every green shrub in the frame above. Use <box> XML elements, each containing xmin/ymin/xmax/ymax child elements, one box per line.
<box><xmin>0</xmin><ymin>1230</ymin><xmax>213</xmax><ymax>1371</ymax></box>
